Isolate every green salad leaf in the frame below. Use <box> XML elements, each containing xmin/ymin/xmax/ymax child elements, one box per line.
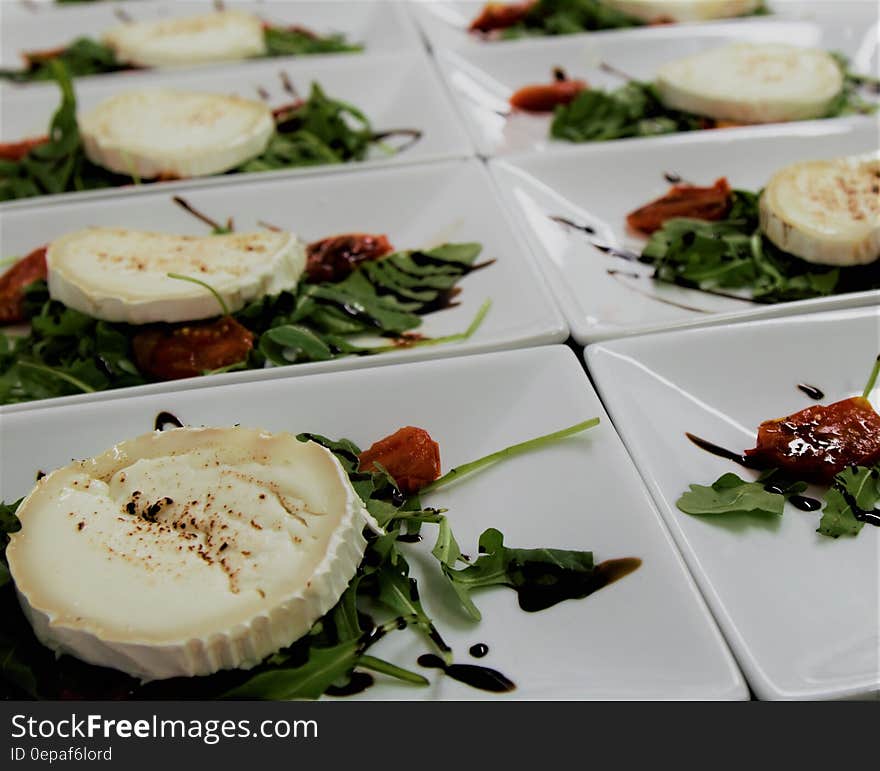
<box><xmin>263</xmin><ymin>26</ymin><xmax>362</xmax><ymax>57</ymax></box>
<box><xmin>499</xmin><ymin>0</ymin><xmax>642</xmax><ymax>38</ymax></box>
<box><xmin>550</xmin><ymin>54</ymin><xmax>876</xmax><ymax>145</ymax></box>
<box><xmin>0</xmin><ymin>244</ymin><xmax>487</xmax><ymax>406</ymax></box>
<box><xmin>677</xmin><ymin>472</ymin><xmax>788</xmax><ymax>517</ymax></box>
<box><xmin>817</xmin><ymin>466</ymin><xmax>880</xmax><ymax>538</ymax></box>
<box><xmin>639</xmin><ymin>190</ymin><xmax>880</xmax><ymax>303</ymax></box>
<box><xmin>0</xmin><ymin>420</ymin><xmax>606</xmax><ymax>699</ymax></box>
<box><xmin>442</xmin><ymin>528</ymin><xmax>596</xmax><ymax>620</ymax></box>
<box><xmin>0</xmin><ymin>38</ymin><xmax>127</xmax><ymax>83</ymax></box>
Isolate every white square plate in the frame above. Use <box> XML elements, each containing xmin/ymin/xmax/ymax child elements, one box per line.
<box><xmin>0</xmin><ymin>49</ymin><xmax>474</xmax><ymax>209</ymax></box>
<box><xmin>431</xmin><ymin>19</ymin><xmax>878</xmax><ymax>157</ymax></box>
<box><xmin>0</xmin><ymin>345</ymin><xmax>746</xmax><ymax>699</ymax></box>
<box><xmin>410</xmin><ymin>0</ymin><xmax>879</xmax><ymax>53</ymax></box>
<box><xmin>490</xmin><ymin>119</ymin><xmax>879</xmax><ymax>343</ymax></box>
<box><xmin>0</xmin><ymin>158</ymin><xmax>567</xmax><ymax>412</ymax></box>
<box><xmin>1</xmin><ymin>1</ymin><xmax>422</xmax><ymax>75</ymax></box>
<box><xmin>586</xmin><ymin>307</ymin><xmax>880</xmax><ymax>700</ymax></box>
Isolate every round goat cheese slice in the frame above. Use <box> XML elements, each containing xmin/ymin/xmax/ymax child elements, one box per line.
<box><xmin>103</xmin><ymin>10</ymin><xmax>267</xmax><ymax>68</ymax></box>
<box><xmin>46</xmin><ymin>227</ymin><xmax>305</xmax><ymax>324</ymax></box>
<box><xmin>759</xmin><ymin>155</ymin><xmax>880</xmax><ymax>266</ymax></box>
<box><xmin>79</xmin><ymin>89</ymin><xmax>275</xmax><ymax>179</ymax></box>
<box><xmin>654</xmin><ymin>43</ymin><xmax>843</xmax><ymax>124</ymax></box>
<box><xmin>601</xmin><ymin>0</ymin><xmax>761</xmax><ymax>22</ymax></box>
<box><xmin>6</xmin><ymin>427</ymin><xmax>375</xmax><ymax>681</ymax></box>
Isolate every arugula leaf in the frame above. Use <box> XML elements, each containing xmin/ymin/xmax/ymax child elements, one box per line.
<box><xmin>239</xmin><ymin>83</ymin><xmax>374</xmax><ymax>173</ymax></box>
<box><xmin>224</xmin><ymin>639</ymin><xmax>361</xmax><ymax>699</ymax></box>
<box><xmin>0</xmin><ymin>38</ymin><xmax>127</xmax><ymax>83</ymax></box>
<box><xmin>0</xmin><ymin>498</ymin><xmax>23</xmax><ymax>589</ymax></box>
<box><xmin>442</xmin><ymin>528</ymin><xmax>597</xmax><ymax>619</ymax></box>
<box><xmin>499</xmin><ymin>0</ymin><xmax>643</xmax><ymax>38</ymax></box>
<box><xmin>677</xmin><ymin>472</ymin><xmax>787</xmax><ymax>517</ymax></box>
<box><xmin>263</xmin><ymin>26</ymin><xmax>362</xmax><ymax>57</ymax></box>
<box><xmin>817</xmin><ymin>465</ymin><xmax>880</xmax><ymax>538</ymax></box>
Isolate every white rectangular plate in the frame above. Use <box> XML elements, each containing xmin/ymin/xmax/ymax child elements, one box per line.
<box><xmin>586</xmin><ymin>307</ymin><xmax>880</xmax><ymax>700</ymax></box>
<box><xmin>0</xmin><ymin>345</ymin><xmax>746</xmax><ymax>699</ymax></box>
<box><xmin>0</xmin><ymin>49</ymin><xmax>473</xmax><ymax>209</ymax></box>
<box><xmin>0</xmin><ymin>158</ymin><xmax>567</xmax><ymax>412</ymax></box>
<box><xmin>1</xmin><ymin>1</ymin><xmax>422</xmax><ymax>74</ymax></box>
<box><xmin>432</xmin><ymin>19</ymin><xmax>877</xmax><ymax>157</ymax></box>
<box><xmin>410</xmin><ymin>0</ymin><xmax>878</xmax><ymax>53</ymax></box>
<box><xmin>490</xmin><ymin>119</ymin><xmax>879</xmax><ymax>343</ymax></box>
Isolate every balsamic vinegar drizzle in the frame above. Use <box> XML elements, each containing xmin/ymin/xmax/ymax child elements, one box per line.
<box><xmin>416</xmin><ymin>654</ymin><xmax>515</xmax><ymax>693</ymax></box>
<box><xmin>797</xmin><ymin>384</ymin><xmax>825</xmax><ymax>401</ymax></box>
<box><xmin>549</xmin><ymin>214</ymin><xmax>762</xmax><ymax>309</ymax></box>
<box><xmin>154</xmin><ymin>412</ymin><xmax>184</xmax><ymax>432</ymax></box>
<box><xmin>606</xmin><ymin>270</ymin><xmax>711</xmax><ymax>313</ymax></box>
<box><xmin>469</xmin><ymin>643</ymin><xmax>489</xmax><ymax>659</ymax></box>
<box><xmin>370</xmin><ymin>128</ymin><xmax>424</xmax><ymax>155</ymax></box>
<box><xmin>685</xmin><ymin>433</ymin><xmax>822</xmax><ymax>512</ymax></box>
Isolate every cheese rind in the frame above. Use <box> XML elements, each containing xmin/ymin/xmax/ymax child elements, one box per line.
<box><xmin>46</xmin><ymin>227</ymin><xmax>305</xmax><ymax>324</ymax></box>
<box><xmin>103</xmin><ymin>10</ymin><xmax>267</xmax><ymax>68</ymax></box>
<box><xmin>759</xmin><ymin>155</ymin><xmax>880</xmax><ymax>266</ymax></box>
<box><xmin>79</xmin><ymin>89</ymin><xmax>274</xmax><ymax>179</ymax></box>
<box><xmin>654</xmin><ymin>43</ymin><xmax>844</xmax><ymax>124</ymax></box>
<box><xmin>602</xmin><ymin>0</ymin><xmax>761</xmax><ymax>22</ymax></box>
<box><xmin>7</xmin><ymin>427</ymin><xmax>375</xmax><ymax>681</ymax></box>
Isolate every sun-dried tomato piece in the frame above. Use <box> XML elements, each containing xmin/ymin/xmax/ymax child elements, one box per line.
<box><xmin>744</xmin><ymin>397</ymin><xmax>880</xmax><ymax>484</ymax></box>
<box><xmin>510</xmin><ymin>75</ymin><xmax>588</xmax><ymax>112</ymax></box>
<box><xmin>306</xmin><ymin>233</ymin><xmax>393</xmax><ymax>282</ymax></box>
<box><xmin>0</xmin><ymin>246</ymin><xmax>48</xmax><ymax>325</ymax></box>
<box><xmin>358</xmin><ymin>426</ymin><xmax>441</xmax><ymax>494</ymax></box>
<box><xmin>132</xmin><ymin>317</ymin><xmax>253</xmax><ymax>381</ymax></box>
<box><xmin>626</xmin><ymin>177</ymin><xmax>733</xmax><ymax>234</ymax></box>
<box><xmin>0</xmin><ymin>136</ymin><xmax>49</xmax><ymax>162</ymax></box>
<box><xmin>469</xmin><ymin>1</ymin><xmax>535</xmax><ymax>32</ymax></box>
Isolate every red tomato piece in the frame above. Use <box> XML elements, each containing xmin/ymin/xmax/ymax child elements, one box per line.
<box><xmin>358</xmin><ymin>426</ymin><xmax>442</xmax><ymax>494</ymax></box>
<box><xmin>306</xmin><ymin>233</ymin><xmax>394</xmax><ymax>282</ymax></box>
<box><xmin>469</xmin><ymin>1</ymin><xmax>535</xmax><ymax>32</ymax></box>
<box><xmin>0</xmin><ymin>246</ymin><xmax>48</xmax><ymax>325</ymax></box>
<box><xmin>0</xmin><ymin>136</ymin><xmax>49</xmax><ymax>162</ymax></box>
<box><xmin>626</xmin><ymin>177</ymin><xmax>733</xmax><ymax>235</ymax></box>
<box><xmin>132</xmin><ymin>317</ymin><xmax>254</xmax><ymax>381</ymax></box>
<box><xmin>510</xmin><ymin>78</ymin><xmax>588</xmax><ymax>112</ymax></box>
<box><xmin>745</xmin><ymin>397</ymin><xmax>880</xmax><ymax>484</ymax></box>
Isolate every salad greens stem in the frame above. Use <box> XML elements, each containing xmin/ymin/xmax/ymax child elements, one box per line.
<box><xmin>421</xmin><ymin>418</ymin><xmax>600</xmax><ymax>494</ymax></box>
<box><xmin>862</xmin><ymin>355</ymin><xmax>880</xmax><ymax>400</ymax></box>
<box><xmin>16</xmin><ymin>361</ymin><xmax>95</xmax><ymax>393</ymax></box>
<box><xmin>166</xmin><ymin>273</ymin><xmax>230</xmax><ymax>317</ymax></box>
<box><xmin>356</xmin><ymin>655</ymin><xmax>429</xmax><ymax>686</ymax></box>
<box><xmin>369</xmin><ymin>299</ymin><xmax>492</xmax><ymax>354</ymax></box>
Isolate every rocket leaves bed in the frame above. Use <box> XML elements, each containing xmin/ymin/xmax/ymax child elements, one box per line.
<box><xmin>0</xmin><ymin>418</ymin><xmax>623</xmax><ymax>700</ymax></box>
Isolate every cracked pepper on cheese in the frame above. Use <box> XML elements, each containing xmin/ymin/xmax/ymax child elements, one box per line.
<box><xmin>7</xmin><ymin>427</ymin><xmax>375</xmax><ymax>681</ymax></box>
